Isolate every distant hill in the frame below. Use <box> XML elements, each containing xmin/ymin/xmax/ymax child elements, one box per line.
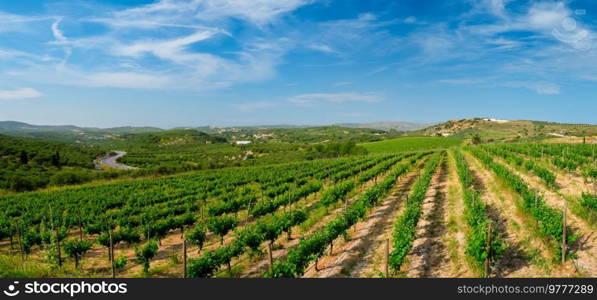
<box><xmin>119</xmin><ymin>129</ymin><xmax>227</xmax><ymax>148</ymax></box>
<box><xmin>0</xmin><ymin>133</ymin><xmax>103</xmax><ymax>192</ymax></box>
<box><xmin>410</xmin><ymin>118</ymin><xmax>597</xmax><ymax>143</ymax></box>
<box><xmin>335</xmin><ymin>121</ymin><xmax>433</xmax><ymax>132</ymax></box>
<box><xmin>0</xmin><ymin>121</ymin><xmax>163</xmax><ymax>144</ymax></box>
<box><xmin>191</xmin><ymin>126</ymin><xmax>403</xmax><ymax>144</ymax></box>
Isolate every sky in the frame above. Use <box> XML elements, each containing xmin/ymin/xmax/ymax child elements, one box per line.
<box><xmin>0</xmin><ymin>0</ymin><xmax>596</xmax><ymax>128</ymax></box>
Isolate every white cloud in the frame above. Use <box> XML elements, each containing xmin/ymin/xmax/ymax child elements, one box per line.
<box><xmin>93</xmin><ymin>0</ymin><xmax>310</xmax><ymax>28</ymax></box>
<box><xmin>51</xmin><ymin>18</ymin><xmax>67</xmax><ymax>43</ymax></box>
<box><xmin>438</xmin><ymin>78</ymin><xmax>487</xmax><ymax>85</ymax></box>
<box><xmin>504</xmin><ymin>81</ymin><xmax>561</xmax><ymax>95</ymax></box>
<box><xmin>112</xmin><ymin>30</ymin><xmax>221</xmax><ymax>63</ymax></box>
<box><xmin>289</xmin><ymin>92</ymin><xmax>383</xmax><ymax>106</ymax></box>
<box><xmin>0</xmin><ymin>88</ymin><xmax>43</xmax><ymax>100</ymax></box>
<box><xmin>404</xmin><ymin>16</ymin><xmax>418</xmax><ymax>24</ymax></box>
<box><xmin>333</xmin><ymin>81</ymin><xmax>353</xmax><ymax>86</ymax></box>
<box><xmin>477</xmin><ymin>0</ymin><xmax>512</xmax><ymax>19</ymax></box>
<box><xmin>307</xmin><ymin>44</ymin><xmax>339</xmax><ymax>55</ymax></box>
<box><xmin>366</xmin><ymin>65</ymin><xmax>390</xmax><ymax>76</ymax></box>
<box><xmin>232</xmin><ymin>101</ymin><xmax>277</xmax><ymax>112</ymax></box>
<box><xmin>0</xmin><ymin>12</ymin><xmax>52</xmax><ymax>24</ymax></box>
<box><xmin>80</xmin><ymin>72</ymin><xmax>171</xmax><ymax>89</ymax></box>
<box><xmin>0</xmin><ymin>0</ymin><xmax>304</xmax><ymax>92</ymax></box>
<box><xmin>527</xmin><ymin>82</ymin><xmax>561</xmax><ymax>95</ymax></box>
<box><xmin>525</xmin><ymin>2</ymin><xmax>569</xmax><ymax>30</ymax></box>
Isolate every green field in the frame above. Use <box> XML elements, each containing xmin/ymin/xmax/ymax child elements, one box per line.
<box><xmin>360</xmin><ymin>137</ymin><xmax>461</xmax><ymax>153</ymax></box>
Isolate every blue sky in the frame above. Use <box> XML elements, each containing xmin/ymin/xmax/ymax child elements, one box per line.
<box><xmin>0</xmin><ymin>0</ymin><xmax>596</xmax><ymax>128</ymax></box>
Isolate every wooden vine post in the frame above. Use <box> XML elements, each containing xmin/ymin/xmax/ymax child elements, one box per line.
<box><xmin>16</xmin><ymin>220</ymin><xmax>24</xmax><ymax>260</ymax></box>
<box><xmin>183</xmin><ymin>239</ymin><xmax>187</xmax><ymax>279</ymax></box>
<box><xmin>56</xmin><ymin>228</ymin><xmax>62</xmax><ymax>268</ymax></box>
<box><xmin>593</xmin><ymin>144</ymin><xmax>597</xmax><ymax>195</ymax></box>
<box><xmin>110</xmin><ymin>230</ymin><xmax>115</xmax><ymax>278</ymax></box>
<box><xmin>385</xmin><ymin>238</ymin><xmax>389</xmax><ymax>278</ymax></box>
<box><xmin>268</xmin><ymin>242</ymin><xmax>273</xmax><ymax>274</ymax></box>
<box><xmin>484</xmin><ymin>222</ymin><xmax>492</xmax><ymax>278</ymax></box>
<box><xmin>78</xmin><ymin>211</ymin><xmax>84</xmax><ymax>242</ymax></box>
<box><xmin>562</xmin><ymin>202</ymin><xmax>567</xmax><ymax>264</ymax></box>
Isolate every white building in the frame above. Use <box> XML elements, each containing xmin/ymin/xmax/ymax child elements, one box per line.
<box><xmin>235</xmin><ymin>140</ymin><xmax>252</xmax><ymax>145</ymax></box>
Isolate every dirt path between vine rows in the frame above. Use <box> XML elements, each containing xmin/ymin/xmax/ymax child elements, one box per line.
<box><xmin>492</xmin><ymin>155</ymin><xmax>597</xmax><ymax>277</ymax></box>
<box><xmin>302</xmin><ymin>171</ymin><xmax>419</xmax><ymax>278</ymax></box>
<box><xmin>442</xmin><ymin>151</ymin><xmax>475</xmax><ymax>277</ymax></box>
<box><xmin>464</xmin><ymin>152</ymin><xmax>554</xmax><ymax>277</ymax></box>
<box><xmin>404</xmin><ymin>159</ymin><xmax>452</xmax><ymax>278</ymax></box>
<box><xmin>509</xmin><ymin>151</ymin><xmax>594</xmax><ymax>197</ymax></box>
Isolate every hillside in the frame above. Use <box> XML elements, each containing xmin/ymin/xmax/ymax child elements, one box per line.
<box><xmin>0</xmin><ymin>121</ymin><xmax>163</xmax><ymax>144</ymax></box>
<box><xmin>335</xmin><ymin>121</ymin><xmax>433</xmax><ymax>132</ymax></box>
<box><xmin>0</xmin><ymin>134</ymin><xmax>103</xmax><ymax>192</ymax></box>
<box><xmin>361</xmin><ymin>136</ymin><xmax>461</xmax><ymax>153</ymax></box>
<box><xmin>194</xmin><ymin>126</ymin><xmax>401</xmax><ymax>144</ymax></box>
<box><xmin>409</xmin><ymin>118</ymin><xmax>597</xmax><ymax>143</ymax></box>
<box><xmin>116</xmin><ymin>129</ymin><xmax>228</xmax><ymax>148</ymax></box>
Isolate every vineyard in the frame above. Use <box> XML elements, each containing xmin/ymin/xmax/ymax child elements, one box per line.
<box><xmin>0</xmin><ymin>142</ymin><xmax>595</xmax><ymax>278</ymax></box>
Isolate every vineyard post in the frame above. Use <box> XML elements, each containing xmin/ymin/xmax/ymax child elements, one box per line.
<box><xmin>56</xmin><ymin>228</ymin><xmax>62</xmax><ymax>268</ymax></box>
<box><xmin>593</xmin><ymin>144</ymin><xmax>596</xmax><ymax>195</ymax></box>
<box><xmin>108</xmin><ymin>231</ymin><xmax>113</xmax><ymax>262</ymax></box>
<box><xmin>268</xmin><ymin>242</ymin><xmax>273</xmax><ymax>274</ymax></box>
<box><xmin>109</xmin><ymin>230</ymin><xmax>115</xmax><ymax>278</ymax></box>
<box><xmin>201</xmin><ymin>201</ymin><xmax>205</xmax><ymax>221</ymax></box>
<box><xmin>385</xmin><ymin>238</ymin><xmax>389</xmax><ymax>278</ymax></box>
<box><xmin>562</xmin><ymin>202</ymin><xmax>567</xmax><ymax>264</ymax></box>
<box><xmin>183</xmin><ymin>239</ymin><xmax>187</xmax><ymax>279</ymax></box>
<box><xmin>484</xmin><ymin>222</ymin><xmax>492</xmax><ymax>278</ymax></box>
<box><xmin>78</xmin><ymin>211</ymin><xmax>83</xmax><ymax>242</ymax></box>
<box><xmin>16</xmin><ymin>220</ymin><xmax>23</xmax><ymax>260</ymax></box>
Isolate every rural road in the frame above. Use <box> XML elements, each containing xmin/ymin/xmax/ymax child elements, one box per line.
<box><xmin>95</xmin><ymin>151</ymin><xmax>137</xmax><ymax>170</ymax></box>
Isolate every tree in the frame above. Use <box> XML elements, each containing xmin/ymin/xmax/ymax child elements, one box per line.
<box><xmin>135</xmin><ymin>240</ymin><xmax>158</xmax><ymax>274</ymax></box>
<box><xmin>52</xmin><ymin>151</ymin><xmax>61</xmax><ymax>167</ymax></box>
<box><xmin>472</xmin><ymin>134</ymin><xmax>483</xmax><ymax>145</ymax></box>
<box><xmin>187</xmin><ymin>225</ymin><xmax>206</xmax><ymax>253</ymax></box>
<box><xmin>9</xmin><ymin>175</ymin><xmax>35</xmax><ymax>192</ymax></box>
<box><xmin>19</xmin><ymin>150</ymin><xmax>28</xmax><ymax>164</ymax></box>
<box><xmin>208</xmin><ymin>216</ymin><xmax>238</xmax><ymax>245</ymax></box>
<box><xmin>63</xmin><ymin>239</ymin><xmax>92</xmax><ymax>269</ymax></box>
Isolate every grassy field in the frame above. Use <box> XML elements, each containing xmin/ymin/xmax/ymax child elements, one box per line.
<box><xmin>360</xmin><ymin>137</ymin><xmax>461</xmax><ymax>153</ymax></box>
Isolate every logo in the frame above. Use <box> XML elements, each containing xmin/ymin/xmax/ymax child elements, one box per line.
<box><xmin>551</xmin><ymin>8</ymin><xmax>593</xmax><ymax>50</ymax></box>
<box><xmin>3</xmin><ymin>282</ymin><xmax>20</xmax><ymax>297</ymax></box>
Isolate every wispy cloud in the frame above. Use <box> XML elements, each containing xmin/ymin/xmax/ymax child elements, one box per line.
<box><xmin>51</xmin><ymin>18</ymin><xmax>67</xmax><ymax>43</ymax></box>
<box><xmin>90</xmin><ymin>0</ymin><xmax>311</xmax><ymax>28</ymax></box>
<box><xmin>333</xmin><ymin>81</ymin><xmax>353</xmax><ymax>87</ymax></box>
<box><xmin>0</xmin><ymin>88</ymin><xmax>43</xmax><ymax>100</ymax></box>
<box><xmin>307</xmin><ymin>44</ymin><xmax>340</xmax><ymax>55</ymax></box>
<box><xmin>0</xmin><ymin>0</ymin><xmax>311</xmax><ymax>91</ymax></box>
<box><xmin>232</xmin><ymin>101</ymin><xmax>277</xmax><ymax>112</ymax></box>
<box><xmin>437</xmin><ymin>78</ymin><xmax>487</xmax><ymax>85</ymax></box>
<box><xmin>366</xmin><ymin>65</ymin><xmax>390</xmax><ymax>76</ymax></box>
<box><xmin>289</xmin><ymin>92</ymin><xmax>383</xmax><ymax>106</ymax></box>
<box><xmin>504</xmin><ymin>81</ymin><xmax>561</xmax><ymax>95</ymax></box>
